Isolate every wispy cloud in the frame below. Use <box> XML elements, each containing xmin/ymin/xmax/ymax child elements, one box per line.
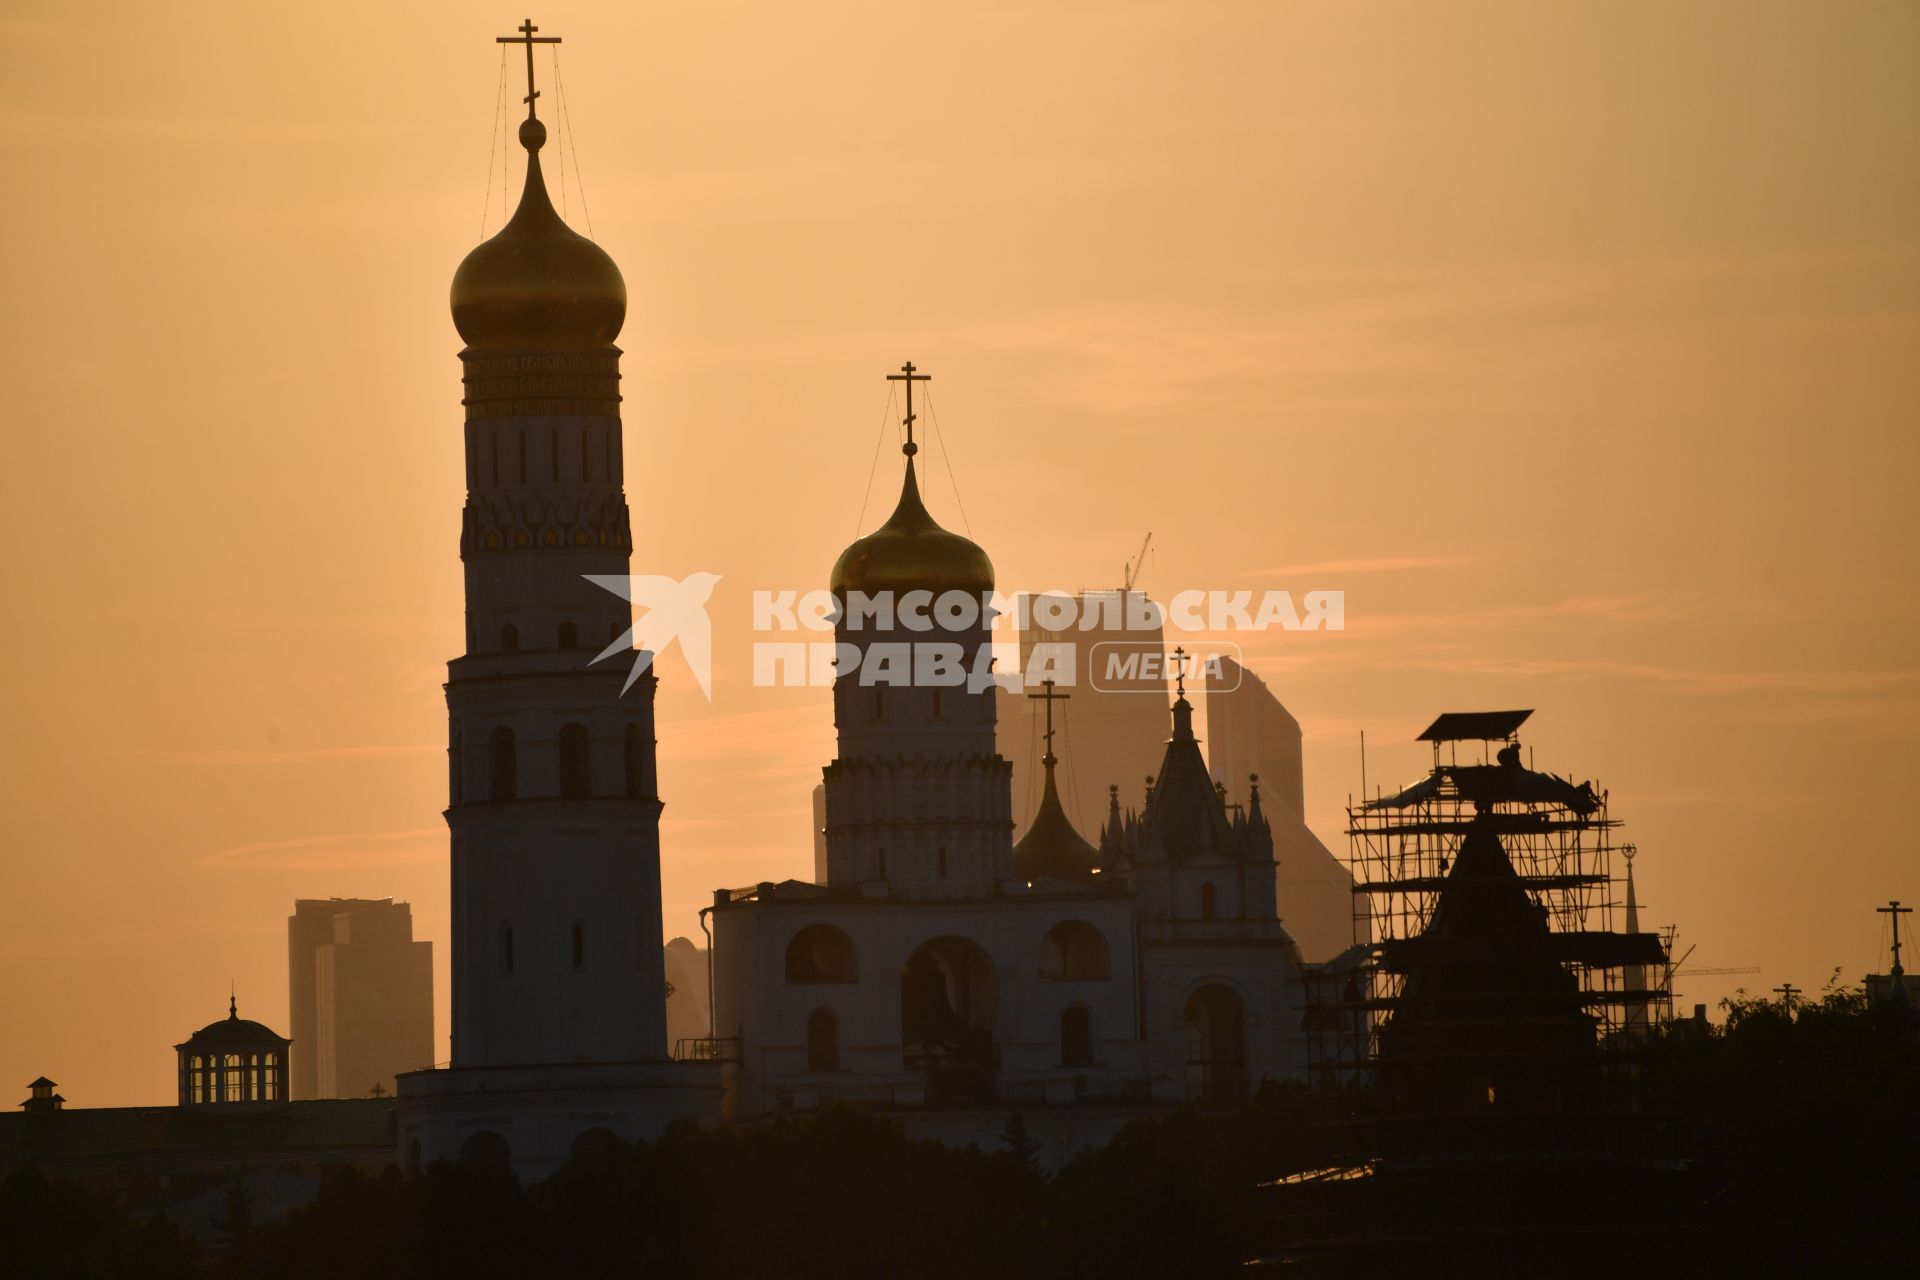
<box><xmin>0</xmin><ymin>102</ymin><xmax>427</xmax><ymax>147</ymax></box>
<box><xmin>126</xmin><ymin>744</ymin><xmax>439</xmax><ymax>766</ymax></box>
<box><xmin>1256</xmin><ymin>554</ymin><xmax>1474</xmax><ymax>579</ymax></box>
<box><xmin>200</xmin><ymin>828</ymin><xmax>443</xmax><ymax>871</ymax></box>
<box><xmin>1360</xmin><ymin>654</ymin><xmax>1919</xmax><ymax>697</ymax></box>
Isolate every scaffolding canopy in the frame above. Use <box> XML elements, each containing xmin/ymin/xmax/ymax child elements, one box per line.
<box><xmin>1417</xmin><ymin>709</ymin><xmax>1533</xmax><ymax>743</ymax></box>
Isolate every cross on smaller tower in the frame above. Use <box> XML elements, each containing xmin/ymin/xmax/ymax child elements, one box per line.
<box><xmin>886</xmin><ymin>360</ymin><xmax>931</xmax><ymax>457</ymax></box>
<box><xmin>1028</xmin><ymin>678</ymin><xmax>1070</xmax><ymax>766</ymax></box>
<box><xmin>497</xmin><ymin>18</ymin><xmax>562</xmax><ymax>120</ymax></box>
<box><xmin>1171</xmin><ymin>646</ymin><xmax>1190</xmax><ymax>699</ymax></box>
<box><xmin>1879</xmin><ymin>899</ymin><xmax>1912</xmax><ymax>976</ymax></box>
<box><xmin>1773</xmin><ymin>982</ymin><xmax>1801</xmax><ymax>1013</ymax></box>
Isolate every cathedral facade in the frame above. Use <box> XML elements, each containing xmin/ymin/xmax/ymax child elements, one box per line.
<box><xmin>709</xmin><ymin>427</ymin><xmax>1308</xmax><ymax>1156</ymax></box>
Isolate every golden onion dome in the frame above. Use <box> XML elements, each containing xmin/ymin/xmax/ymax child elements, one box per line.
<box><xmin>451</xmin><ymin>117</ymin><xmax>625</xmax><ymax>348</ymax></box>
<box><xmin>831</xmin><ymin>457</ymin><xmax>994</xmax><ymax>599</ymax></box>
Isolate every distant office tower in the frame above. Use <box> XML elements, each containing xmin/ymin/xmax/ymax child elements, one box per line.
<box><xmin>1204</xmin><ymin>657</ymin><xmax>1363</xmax><ymax>961</ymax></box>
<box><xmin>997</xmin><ymin>589</ymin><xmax>1171</xmax><ymax>840</ymax></box>
<box><xmin>287</xmin><ymin>898</ymin><xmax>433</xmax><ymax>1099</ymax></box>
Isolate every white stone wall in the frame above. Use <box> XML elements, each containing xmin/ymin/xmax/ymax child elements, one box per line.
<box><xmin>712</xmin><ymin>893</ymin><xmax>1146</xmax><ymax>1120</ymax></box>
<box><xmin>446</xmin><ymin>399</ymin><xmax>669</xmax><ymax>1070</ymax></box>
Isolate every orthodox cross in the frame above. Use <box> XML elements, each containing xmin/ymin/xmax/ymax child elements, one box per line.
<box><xmin>1880</xmin><ymin>899</ymin><xmax>1912</xmax><ymax>974</ymax></box>
<box><xmin>1773</xmin><ymin>982</ymin><xmax>1801</xmax><ymax>1013</ymax></box>
<box><xmin>886</xmin><ymin>361</ymin><xmax>931</xmax><ymax>457</ymax></box>
<box><xmin>1171</xmin><ymin>646</ymin><xmax>1189</xmax><ymax>698</ymax></box>
<box><xmin>1028</xmin><ymin>678</ymin><xmax>1069</xmax><ymax>766</ymax></box>
<box><xmin>498</xmin><ymin>18</ymin><xmax>561</xmax><ymax>119</ymax></box>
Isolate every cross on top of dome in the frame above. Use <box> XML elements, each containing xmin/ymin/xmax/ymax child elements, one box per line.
<box><xmin>886</xmin><ymin>361</ymin><xmax>931</xmax><ymax>457</ymax></box>
<box><xmin>497</xmin><ymin>18</ymin><xmax>561</xmax><ymax>121</ymax></box>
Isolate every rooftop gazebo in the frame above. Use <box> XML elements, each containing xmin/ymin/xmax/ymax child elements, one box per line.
<box><xmin>175</xmin><ymin>995</ymin><xmax>291</xmax><ymax>1106</ymax></box>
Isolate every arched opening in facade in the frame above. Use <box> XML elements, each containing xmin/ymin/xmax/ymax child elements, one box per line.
<box><xmin>1183</xmin><ymin>982</ymin><xmax>1247</xmax><ymax>1108</ymax></box>
<box><xmin>1039</xmin><ymin>920</ymin><xmax>1111</xmax><ymax>981</ymax></box>
<box><xmin>571</xmin><ymin>919</ymin><xmax>587</xmax><ymax>971</ymax></box>
<box><xmin>558</xmin><ymin>722</ymin><xmax>592</xmax><ymax>798</ymax></box>
<box><xmin>459</xmin><ymin>1129</ymin><xmax>512</xmax><ymax>1176</ymax></box>
<box><xmin>1200</xmin><ymin>882</ymin><xmax>1218</xmax><ymax>921</ymax></box>
<box><xmin>901</xmin><ymin>936</ymin><xmax>997</xmax><ymax>1100</ymax></box>
<box><xmin>500</xmin><ymin>623</ymin><xmax>519</xmax><ymax>653</ymax></box>
<box><xmin>806</xmin><ymin>1008</ymin><xmax>841</xmax><ymax>1072</ymax></box>
<box><xmin>488</xmin><ymin>726</ymin><xmax>517</xmax><ymax>801</ymax></box>
<box><xmin>1060</xmin><ymin>1004</ymin><xmax>1094</xmax><ymax>1067</ymax></box>
<box><xmin>558</xmin><ymin>621</ymin><xmax>578</xmax><ymax>650</ymax></box>
<box><xmin>785</xmin><ymin>925</ymin><xmax>858</xmax><ymax>984</ymax></box>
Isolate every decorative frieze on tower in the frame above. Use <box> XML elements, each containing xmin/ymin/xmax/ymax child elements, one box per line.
<box><xmin>821</xmin><ymin>364</ymin><xmax>1013</xmax><ymax>900</ymax></box>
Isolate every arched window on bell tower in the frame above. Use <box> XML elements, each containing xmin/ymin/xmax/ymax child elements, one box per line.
<box><xmin>624</xmin><ymin>724</ymin><xmax>647</xmax><ymax>799</ymax></box>
<box><xmin>559</xmin><ymin>723</ymin><xmax>592</xmax><ymax>798</ymax></box>
<box><xmin>488</xmin><ymin>727</ymin><xmax>518</xmax><ymax>801</ymax></box>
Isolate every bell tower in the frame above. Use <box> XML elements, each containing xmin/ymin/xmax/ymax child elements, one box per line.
<box><xmin>821</xmin><ymin>363</ymin><xmax>1014</xmax><ymax>898</ymax></box>
<box><xmin>397</xmin><ymin>22</ymin><xmax>720</xmax><ymax>1179</ymax></box>
<box><xmin>443</xmin><ymin>19</ymin><xmax>663</xmax><ymax>1068</ymax></box>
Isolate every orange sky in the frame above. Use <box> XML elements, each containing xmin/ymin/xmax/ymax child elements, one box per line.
<box><xmin>2</xmin><ymin>1</ymin><xmax>1916</xmax><ymax>1106</ymax></box>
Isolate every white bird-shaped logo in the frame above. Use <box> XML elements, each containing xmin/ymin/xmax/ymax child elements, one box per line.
<box><xmin>584</xmin><ymin>572</ymin><xmax>724</xmax><ymax>700</ymax></box>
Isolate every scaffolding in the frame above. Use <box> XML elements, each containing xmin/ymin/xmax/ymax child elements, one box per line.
<box><xmin>1306</xmin><ymin>710</ymin><xmax>1672</xmax><ymax>1128</ymax></box>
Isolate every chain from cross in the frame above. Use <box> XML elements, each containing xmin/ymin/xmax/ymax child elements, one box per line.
<box><xmin>1879</xmin><ymin>899</ymin><xmax>1912</xmax><ymax>974</ymax></box>
<box><xmin>498</xmin><ymin>18</ymin><xmax>561</xmax><ymax>120</ymax></box>
<box><xmin>1773</xmin><ymin>982</ymin><xmax>1801</xmax><ymax>1012</ymax></box>
<box><xmin>1028</xmin><ymin>678</ymin><xmax>1070</xmax><ymax>766</ymax></box>
<box><xmin>886</xmin><ymin>361</ymin><xmax>931</xmax><ymax>457</ymax></box>
<box><xmin>1171</xmin><ymin>646</ymin><xmax>1189</xmax><ymax>698</ymax></box>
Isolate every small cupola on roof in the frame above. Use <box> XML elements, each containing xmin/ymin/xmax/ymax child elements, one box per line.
<box><xmin>449</xmin><ymin>50</ymin><xmax>624</xmax><ymax>350</ymax></box>
<box><xmin>831</xmin><ymin>363</ymin><xmax>993</xmax><ymax>599</ymax></box>
<box><xmin>175</xmin><ymin>994</ymin><xmax>291</xmax><ymax>1106</ymax></box>
<box><xmin>1013</xmin><ymin>681</ymin><xmax>1101</xmax><ymax>885</ymax></box>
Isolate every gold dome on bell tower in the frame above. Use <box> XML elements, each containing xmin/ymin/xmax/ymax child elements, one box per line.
<box><xmin>831</xmin><ymin>362</ymin><xmax>995</xmax><ymax>599</ymax></box>
<box><xmin>450</xmin><ymin>23</ymin><xmax>624</xmax><ymax>349</ymax></box>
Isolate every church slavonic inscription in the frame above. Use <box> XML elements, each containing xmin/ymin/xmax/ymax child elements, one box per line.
<box><xmin>462</xmin><ymin>350</ymin><xmax>623</xmax><ymax>420</ymax></box>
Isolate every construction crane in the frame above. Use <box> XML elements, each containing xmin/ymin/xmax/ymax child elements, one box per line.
<box><xmin>1122</xmin><ymin>532</ymin><xmax>1153</xmax><ymax>592</ymax></box>
<box><xmin>1671</xmin><ymin>966</ymin><xmax>1760</xmax><ymax>978</ymax></box>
